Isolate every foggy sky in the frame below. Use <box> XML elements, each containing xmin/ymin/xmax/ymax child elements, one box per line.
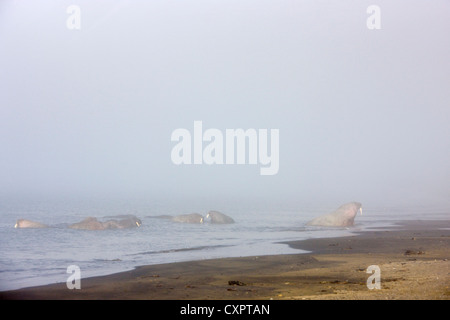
<box><xmin>0</xmin><ymin>0</ymin><xmax>449</xmax><ymax>208</ymax></box>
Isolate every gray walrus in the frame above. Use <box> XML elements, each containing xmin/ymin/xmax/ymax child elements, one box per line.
<box><xmin>306</xmin><ymin>202</ymin><xmax>362</xmax><ymax>227</ymax></box>
<box><xmin>206</xmin><ymin>211</ymin><xmax>235</xmax><ymax>224</ymax></box>
<box><xmin>14</xmin><ymin>215</ymin><xmax>142</xmax><ymax>230</ymax></box>
<box><xmin>102</xmin><ymin>215</ymin><xmax>142</xmax><ymax>229</ymax></box>
<box><xmin>170</xmin><ymin>213</ymin><xmax>204</xmax><ymax>224</ymax></box>
<box><xmin>68</xmin><ymin>217</ymin><xmax>104</xmax><ymax>230</ymax></box>
<box><xmin>14</xmin><ymin>219</ymin><xmax>49</xmax><ymax>229</ymax></box>
<box><xmin>68</xmin><ymin>215</ymin><xmax>142</xmax><ymax>230</ymax></box>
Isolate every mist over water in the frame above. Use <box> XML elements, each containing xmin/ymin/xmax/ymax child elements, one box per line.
<box><xmin>0</xmin><ymin>1</ymin><xmax>449</xmax><ymax>291</ymax></box>
<box><xmin>1</xmin><ymin>1</ymin><xmax>449</xmax><ymax>208</ymax></box>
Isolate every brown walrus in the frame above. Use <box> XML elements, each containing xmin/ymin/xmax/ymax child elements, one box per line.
<box><xmin>68</xmin><ymin>217</ymin><xmax>105</xmax><ymax>230</ymax></box>
<box><xmin>68</xmin><ymin>215</ymin><xmax>142</xmax><ymax>230</ymax></box>
<box><xmin>170</xmin><ymin>213</ymin><xmax>204</xmax><ymax>224</ymax></box>
<box><xmin>15</xmin><ymin>215</ymin><xmax>142</xmax><ymax>230</ymax></box>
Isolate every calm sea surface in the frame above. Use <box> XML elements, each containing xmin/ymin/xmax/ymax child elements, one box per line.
<box><xmin>0</xmin><ymin>198</ymin><xmax>448</xmax><ymax>291</ymax></box>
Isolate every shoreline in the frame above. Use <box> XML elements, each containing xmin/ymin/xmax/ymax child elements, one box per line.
<box><xmin>1</xmin><ymin>219</ymin><xmax>449</xmax><ymax>300</ymax></box>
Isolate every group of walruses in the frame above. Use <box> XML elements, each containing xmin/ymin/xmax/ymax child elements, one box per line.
<box><xmin>14</xmin><ymin>202</ymin><xmax>363</xmax><ymax>230</ymax></box>
<box><xmin>13</xmin><ymin>210</ymin><xmax>235</xmax><ymax>230</ymax></box>
<box><xmin>151</xmin><ymin>211</ymin><xmax>235</xmax><ymax>224</ymax></box>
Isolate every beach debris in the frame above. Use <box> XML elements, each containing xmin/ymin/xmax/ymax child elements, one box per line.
<box><xmin>320</xmin><ymin>280</ymin><xmax>349</xmax><ymax>284</ymax></box>
<box><xmin>228</xmin><ymin>280</ymin><xmax>246</xmax><ymax>286</ymax></box>
<box><xmin>383</xmin><ymin>277</ymin><xmax>403</xmax><ymax>282</ymax></box>
<box><xmin>138</xmin><ymin>274</ymin><xmax>159</xmax><ymax>279</ymax></box>
<box><xmin>404</xmin><ymin>249</ymin><xmax>425</xmax><ymax>255</ymax></box>
<box><xmin>330</xmin><ymin>280</ymin><xmax>348</xmax><ymax>284</ymax></box>
<box><xmin>328</xmin><ymin>243</ymin><xmax>339</xmax><ymax>246</ymax></box>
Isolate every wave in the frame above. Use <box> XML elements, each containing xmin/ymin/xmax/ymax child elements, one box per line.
<box><xmin>129</xmin><ymin>244</ymin><xmax>233</xmax><ymax>256</ymax></box>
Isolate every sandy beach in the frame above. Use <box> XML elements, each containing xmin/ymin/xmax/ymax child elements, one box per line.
<box><xmin>1</xmin><ymin>220</ymin><xmax>449</xmax><ymax>300</ymax></box>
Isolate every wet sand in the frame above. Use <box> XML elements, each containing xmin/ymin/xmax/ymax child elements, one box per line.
<box><xmin>1</xmin><ymin>220</ymin><xmax>449</xmax><ymax>300</ymax></box>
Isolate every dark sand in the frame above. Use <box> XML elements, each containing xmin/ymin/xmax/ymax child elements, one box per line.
<box><xmin>1</xmin><ymin>220</ymin><xmax>449</xmax><ymax>300</ymax></box>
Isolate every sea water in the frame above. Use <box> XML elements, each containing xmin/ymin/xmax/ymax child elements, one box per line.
<box><xmin>0</xmin><ymin>197</ymin><xmax>448</xmax><ymax>291</ymax></box>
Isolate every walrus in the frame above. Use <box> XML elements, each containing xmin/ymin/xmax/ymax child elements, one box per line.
<box><xmin>102</xmin><ymin>215</ymin><xmax>142</xmax><ymax>229</ymax></box>
<box><xmin>170</xmin><ymin>213</ymin><xmax>204</xmax><ymax>224</ymax></box>
<box><xmin>68</xmin><ymin>215</ymin><xmax>142</xmax><ymax>230</ymax></box>
<box><xmin>68</xmin><ymin>217</ymin><xmax>105</xmax><ymax>230</ymax></box>
<box><xmin>14</xmin><ymin>219</ymin><xmax>49</xmax><ymax>229</ymax></box>
<box><xmin>206</xmin><ymin>211</ymin><xmax>235</xmax><ymax>224</ymax></box>
<box><xmin>306</xmin><ymin>202</ymin><xmax>362</xmax><ymax>227</ymax></box>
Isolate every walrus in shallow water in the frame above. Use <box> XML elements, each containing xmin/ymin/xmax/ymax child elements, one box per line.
<box><xmin>68</xmin><ymin>217</ymin><xmax>105</xmax><ymax>230</ymax></box>
<box><xmin>206</xmin><ymin>211</ymin><xmax>235</xmax><ymax>224</ymax></box>
<box><xmin>306</xmin><ymin>202</ymin><xmax>362</xmax><ymax>227</ymax></box>
<box><xmin>103</xmin><ymin>215</ymin><xmax>142</xmax><ymax>229</ymax></box>
<box><xmin>15</xmin><ymin>215</ymin><xmax>142</xmax><ymax>230</ymax></box>
<box><xmin>170</xmin><ymin>213</ymin><xmax>204</xmax><ymax>224</ymax></box>
<box><xmin>68</xmin><ymin>215</ymin><xmax>142</xmax><ymax>230</ymax></box>
<box><xmin>14</xmin><ymin>219</ymin><xmax>49</xmax><ymax>229</ymax></box>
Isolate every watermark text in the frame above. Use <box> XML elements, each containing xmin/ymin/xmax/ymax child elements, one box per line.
<box><xmin>171</xmin><ymin>121</ymin><xmax>279</xmax><ymax>175</ymax></box>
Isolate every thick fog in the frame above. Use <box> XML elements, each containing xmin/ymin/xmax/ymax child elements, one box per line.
<box><xmin>0</xmin><ymin>0</ymin><xmax>449</xmax><ymax>209</ymax></box>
